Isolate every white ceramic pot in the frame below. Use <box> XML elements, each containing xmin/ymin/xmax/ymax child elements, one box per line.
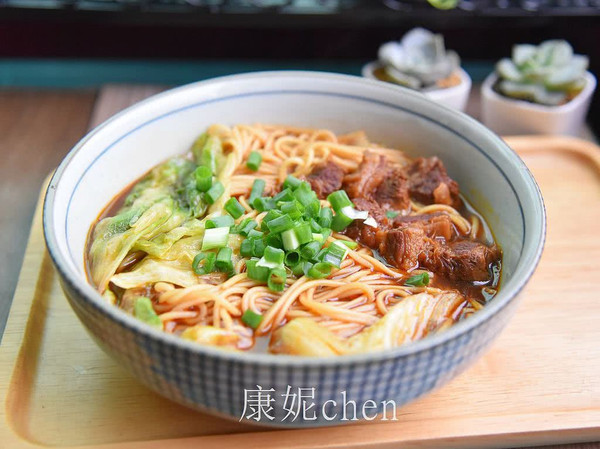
<box><xmin>361</xmin><ymin>61</ymin><xmax>472</xmax><ymax>112</ymax></box>
<box><xmin>481</xmin><ymin>71</ymin><xmax>597</xmax><ymax>136</ymax></box>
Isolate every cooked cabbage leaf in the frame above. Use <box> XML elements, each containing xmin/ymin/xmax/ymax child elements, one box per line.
<box><xmin>270</xmin><ymin>318</ymin><xmax>350</xmax><ymax>356</ymax></box>
<box><xmin>181</xmin><ymin>325</ymin><xmax>239</xmax><ymax>349</ymax></box>
<box><xmin>269</xmin><ymin>292</ymin><xmax>466</xmax><ymax>356</ymax></box>
<box><xmin>348</xmin><ymin>292</ymin><xmax>464</xmax><ymax>353</ymax></box>
<box><xmin>133</xmin><ymin>296</ymin><xmax>163</xmax><ymax>330</ymax></box>
<box><xmin>90</xmin><ymin>197</ymin><xmax>180</xmax><ymax>292</ymax></box>
<box><xmin>110</xmin><ymin>257</ymin><xmax>200</xmax><ymax>289</ymax></box>
<box><xmin>90</xmin><ymin>133</ymin><xmax>236</xmax><ymax>296</ymax></box>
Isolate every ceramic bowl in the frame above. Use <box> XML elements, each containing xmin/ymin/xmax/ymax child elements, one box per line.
<box><xmin>44</xmin><ymin>71</ymin><xmax>545</xmax><ymax>427</ymax></box>
<box><xmin>481</xmin><ymin>71</ymin><xmax>597</xmax><ymax>136</ymax></box>
<box><xmin>361</xmin><ymin>61</ymin><xmax>472</xmax><ymax>112</ymax></box>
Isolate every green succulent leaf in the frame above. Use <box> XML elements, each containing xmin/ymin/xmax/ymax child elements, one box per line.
<box><xmin>496</xmin><ymin>39</ymin><xmax>588</xmax><ymax>106</ymax></box>
<box><xmin>427</xmin><ymin>0</ymin><xmax>459</xmax><ymax>9</ymax></box>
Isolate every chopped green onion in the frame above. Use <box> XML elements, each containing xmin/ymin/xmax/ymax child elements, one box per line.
<box><xmin>386</xmin><ymin>210</ymin><xmax>400</xmax><ymax>219</ymax></box>
<box><xmin>246</xmin><ymin>259</ymin><xmax>269</xmax><ymax>282</ymax></box>
<box><xmin>364</xmin><ymin>216</ymin><xmax>378</xmax><ymax>228</ymax></box>
<box><xmin>246</xmin><ymin>151</ymin><xmax>262</xmax><ymax>171</ymax></box>
<box><xmin>261</xmin><ymin>210</ymin><xmax>283</xmax><ymax>231</ymax></box>
<box><xmin>302</xmin><ymin>261</ymin><xmax>314</xmax><ymax>277</ymax></box>
<box><xmin>192</xmin><ymin>252</ymin><xmax>216</xmax><ymax>275</ymax></box>
<box><xmin>274</xmin><ymin>188</ymin><xmax>294</xmax><ymax>203</ymax></box>
<box><xmin>241</xmin><ymin>309</ymin><xmax>263</xmax><ymax>329</ymax></box>
<box><xmin>215</xmin><ymin>247</ymin><xmax>234</xmax><ymax>273</ymax></box>
<box><xmin>267</xmin><ymin>267</ymin><xmax>287</xmax><ymax>292</ymax></box>
<box><xmin>206</xmin><ymin>181</ymin><xmax>225</xmax><ymax>204</ymax></box>
<box><xmin>295</xmin><ymin>222</ymin><xmax>313</xmax><ymax>245</ymax></box>
<box><xmin>340</xmin><ymin>206</ymin><xmax>368</xmax><ymax>220</ymax></box>
<box><xmin>265</xmin><ymin>233</ymin><xmax>283</xmax><ymax>249</ymax></box>
<box><xmin>321</xmin><ymin>253</ymin><xmax>343</xmax><ymax>268</ymax></box>
<box><xmin>258</xmin><ymin>246</ymin><xmax>285</xmax><ymax>268</ymax></box>
<box><xmin>194</xmin><ymin>166</ymin><xmax>213</xmax><ymax>192</ymax></box>
<box><xmin>309</xmin><ymin>218</ymin><xmax>322</xmax><ymax>232</ymax></box>
<box><xmin>279</xmin><ymin>201</ymin><xmax>304</xmax><ymax>220</ymax></box>
<box><xmin>224</xmin><ymin>197</ymin><xmax>245</xmax><ymax>219</ymax></box>
<box><xmin>283</xmin><ymin>175</ymin><xmax>302</xmax><ymax>190</ymax></box>
<box><xmin>294</xmin><ymin>185</ymin><xmax>318</xmax><ymax>208</ymax></box>
<box><xmin>320</xmin><ymin>228</ymin><xmax>333</xmax><ymax>242</ymax></box>
<box><xmin>327</xmin><ymin>190</ymin><xmax>353</xmax><ymax>211</ymax></box>
<box><xmin>305</xmin><ymin>200</ymin><xmax>321</xmax><ymax>218</ymax></box>
<box><xmin>284</xmin><ymin>250</ymin><xmax>301</xmax><ymax>267</ymax></box>
<box><xmin>235</xmin><ymin>218</ymin><xmax>257</xmax><ymax>236</ymax></box>
<box><xmin>291</xmin><ymin>262</ymin><xmax>305</xmax><ymax>277</ymax></box>
<box><xmin>252</xmin><ymin>239</ymin><xmax>266</xmax><ymax>257</ymax></box>
<box><xmin>331</xmin><ymin>213</ymin><xmax>354</xmax><ymax>232</ymax></box>
<box><xmin>240</xmin><ymin>239</ymin><xmax>253</xmax><ymax>257</ymax></box>
<box><xmin>321</xmin><ymin>243</ymin><xmax>348</xmax><ymax>267</ymax></box>
<box><xmin>319</xmin><ymin>207</ymin><xmax>333</xmax><ymax>228</ymax></box>
<box><xmin>336</xmin><ymin>240</ymin><xmax>358</xmax><ymax>249</ymax></box>
<box><xmin>281</xmin><ymin>228</ymin><xmax>300</xmax><ymax>251</ymax></box>
<box><xmin>202</xmin><ymin>227</ymin><xmax>229</xmax><ymax>250</ymax></box>
<box><xmin>315</xmin><ymin>247</ymin><xmax>328</xmax><ymax>262</ymax></box>
<box><xmin>253</xmin><ymin>196</ymin><xmax>277</xmax><ymax>212</ymax></box>
<box><xmin>312</xmin><ymin>233</ymin><xmax>324</xmax><ymax>243</ymax></box>
<box><xmin>247</xmin><ymin>229</ymin><xmax>264</xmax><ymax>239</ymax></box>
<box><xmin>307</xmin><ymin>262</ymin><xmax>332</xmax><ymax>279</ymax></box>
<box><xmin>248</xmin><ymin>179</ymin><xmax>266</xmax><ymax>204</ymax></box>
<box><xmin>301</xmin><ymin>241</ymin><xmax>321</xmax><ymax>260</ymax></box>
<box><xmin>205</xmin><ymin>215</ymin><xmax>234</xmax><ymax>229</ymax></box>
<box><xmin>266</xmin><ymin>215</ymin><xmax>294</xmax><ymax>234</ymax></box>
<box><xmin>404</xmin><ymin>272</ymin><xmax>430</xmax><ymax>287</ymax></box>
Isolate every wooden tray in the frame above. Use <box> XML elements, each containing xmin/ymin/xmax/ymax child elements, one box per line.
<box><xmin>1</xmin><ymin>136</ymin><xmax>600</xmax><ymax>449</ymax></box>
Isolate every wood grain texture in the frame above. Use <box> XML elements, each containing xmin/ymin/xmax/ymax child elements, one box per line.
<box><xmin>1</xmin><ymin>133</ymin><xmax>600</xmax><ymax>449</ymax></box>
<box><xmin>0</xmin><ymin>90</ymin><xmax>96</xmax><ymax>338</ymax></box>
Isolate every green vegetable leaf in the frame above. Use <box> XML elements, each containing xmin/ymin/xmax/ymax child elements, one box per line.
<box><xmin>427</xmin><ymin>0</ymin><xmax>458</xmax><ymax>10</ymax></box>
<box><xmin>404</xmin><ymin>272</ymin><xmax>430</xmax><ymax>287</ymax></box>
<box><xmin>133</xmin><ymin>296</ymin><xmax>162</xmax><ymax>329</ymax></box>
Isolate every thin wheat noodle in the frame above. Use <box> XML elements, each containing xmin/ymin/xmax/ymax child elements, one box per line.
<box><xmin>111</xmin><ymin>124</ymin><xmax>493</xmax><ymax>350</ymax></box>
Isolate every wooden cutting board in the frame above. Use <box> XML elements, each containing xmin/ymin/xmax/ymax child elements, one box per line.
<box><xmin>1</xmin><ymin>134</ymin><xmax>600</xmax><ymax>449</ymax></box>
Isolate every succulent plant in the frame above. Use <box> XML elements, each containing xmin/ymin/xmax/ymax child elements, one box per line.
<box><xmin>377</xmin><ymin>28</ymin><xmax>460</xmax><ymax>91</ymax></box>
<box><xmin>495</xmin><ymin>40</ymin><xmax>589</xmax><ymax>106</ymax></box>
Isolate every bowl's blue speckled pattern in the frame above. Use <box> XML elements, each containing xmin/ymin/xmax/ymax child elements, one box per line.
<box><xmin>60</xmin><ymin>276</ymin><xmax>519</xmax><ymax>426</ymax></box>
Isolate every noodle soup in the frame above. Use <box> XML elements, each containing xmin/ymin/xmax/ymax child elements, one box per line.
<box><xmin>87</xmin><ymin>124</ymin><xmax>502</xmax><ymax>356</ymax></box>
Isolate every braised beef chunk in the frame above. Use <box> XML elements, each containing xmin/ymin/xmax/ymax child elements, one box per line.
<box><xmin>339</xmin><ymin>151</ymin><xmax>501</xmax><ymax>287</ymax></box>
<box><xmin>345</xmin><ymin>222</ymin><xmax>386</xmax><ymax>249</ymax></box>
<box><xmin>377</xmin><ymin>232</ymin><xmax>499</xmax><ymax>282</ymax></box>
<box><xmin>392</xmin><ymin>213</ymin><xmax>456</xmax><ymax>242</ymax></box>
<box><xmin>427</xmin><ymin>241</ymin><xmax>501</xmax><ymax>282</ymax></box>
<box><xmin>406</xmin><ymin>157</ymin><xmax>460</xmax><ymax>208</ymax></box>
<box><xmin>380</xmin><ymin>228</ymin><xmax>430</xmax><ymax>272</ymax></box>
<box><xmin>348</xmin><ymin>213</ymin><xmax>500</xmax><ymax>283</ymax></box>
<box><xmin>343</xmin><ymin>151</ymin><xmax>411</xmax><ymax>212</ymax></box>
<box><xmin>306</xmin><ymin>161</ymin><xmax>345</xmax><ymax>199</ymax></box>
<box><xmin>373</xmin><ymin>171</ymin><xmax>410</xmax><ymax>210</ymax></box>
<box><xmin>352</xmin><ymin>197</ymin><xmax>388</xmax><ymax>226</ymax></box>
<box><xmin>343</xmin><ymin>151</ymin><xmax>386</xmax><ymax>199</ymax></box>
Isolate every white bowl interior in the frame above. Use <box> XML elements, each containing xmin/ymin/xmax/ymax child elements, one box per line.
<box><xmin>47</xmin><ymin>72</ymin><xmax>544</xmax><ymax>310</ymax></box>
